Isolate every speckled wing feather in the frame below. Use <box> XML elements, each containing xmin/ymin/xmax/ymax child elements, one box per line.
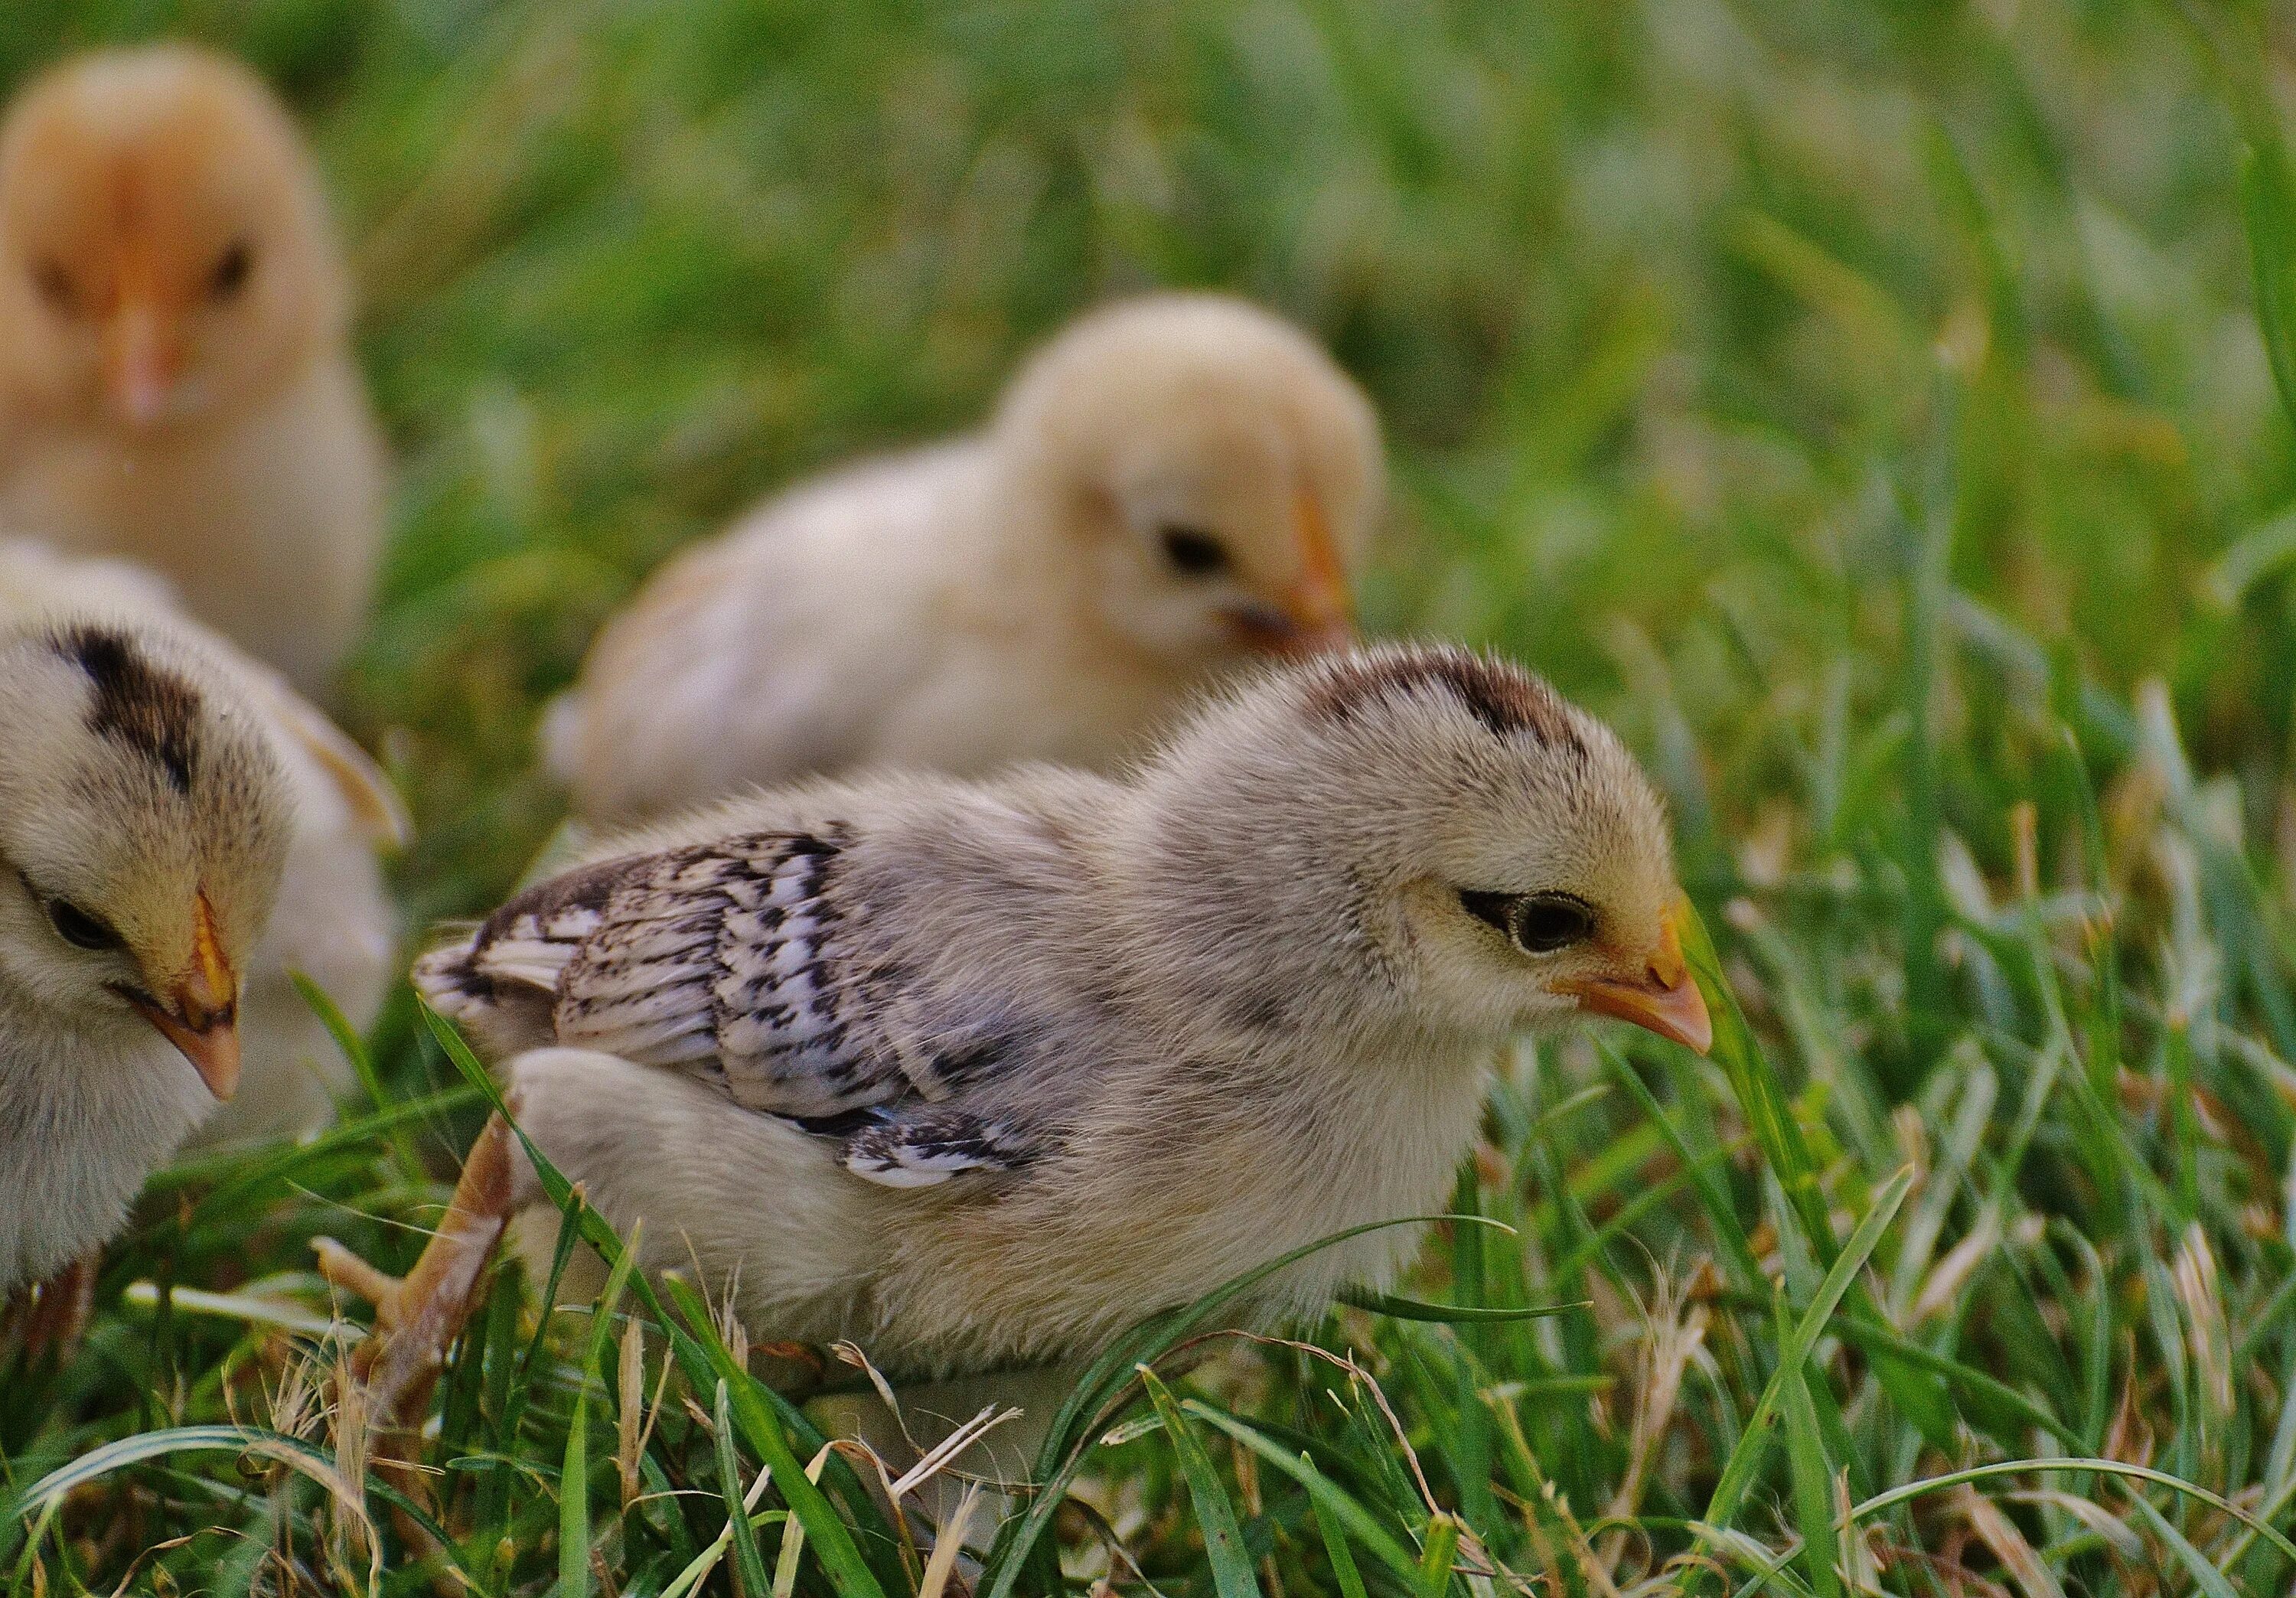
<box><xmin>416</xmin><ymin>830</ymin><xmax>1043</xmax><ymax>1183</ymax></box>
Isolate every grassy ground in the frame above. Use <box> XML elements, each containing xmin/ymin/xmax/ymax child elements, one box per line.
<box><xmin>5</xmin><ymin>0</ymin><xmax>2296</xmax><ymax>1591</ymax></box>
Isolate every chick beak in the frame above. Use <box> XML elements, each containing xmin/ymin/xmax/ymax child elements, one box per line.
<box><xmin>1561</xmin><ymin>897</ymin><xmax>1713</xmax><ymax>1055</ymax></box>
<box><xmin>1277</xmin><ymin>487</ymin><xmax>1355</xmax><ymax>653</ymax></box>
<box><xmin>129</xmin><ymin>893</ymin><xmax>240</xmax><ymax>1101</ymax></box>
<box><xmin>103</xmin><ymin>297</ymin><xmax>181</xmax><ymax>427</ymax></box>
<box><xmin>1224</xmin><ymin>488</ymin><xmax>1355</xmax><ymax>655</ymax></box>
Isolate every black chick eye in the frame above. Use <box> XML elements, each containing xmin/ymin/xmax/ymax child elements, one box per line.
<box><xmin>1511</xmin><ymin>893</ymin><xmax>1596</xmax><ymax>953</ymax></box>
<box><xmin>209</xmin><ymin>239</ymin><xmax>253</xmax><ymax>299</ymax></box>
<box><xmin>1459</xmin><ymin>889</ymin><xmax>1596</xmax><ymax>955</ymax></box>
<box><xmin>31</xmin><ymin>259</ymin><xmax>75</xmax><ymax>314</ymax></box>
<box><xmin>47</xmin><ymin>898</ymin><xmax>120</xmax><ymax>952</ymax></box>
<box><xmin>1159</xmin><ymin>527</ymin><xmax>1231</xmax><ymax>576</ymax></box>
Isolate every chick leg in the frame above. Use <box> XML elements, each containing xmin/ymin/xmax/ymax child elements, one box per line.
<box><xmin>2</xmin><ymin>1253</ymin><xmax>97</xmax><ymax>1364</ymax></box>
<box><xmin>315</xmin><ymin>1110</ymin><xmax>515</xmax><ymax>1425</ymax></box>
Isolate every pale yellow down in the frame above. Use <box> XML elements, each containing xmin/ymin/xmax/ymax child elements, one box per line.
<box><xmin>0</xmin><ymin>44</ymin><xmax>385</xmax><ymax>699</ymax></box>
<box><xmin>546</xmin><ymin>292</ymin><xmax>1384</xmax><ymax>823</ymax></box>
<box><xmin>0</xmin><ymin>540</ymin><xmax>403</xmax><ymax>1146</ymax></box>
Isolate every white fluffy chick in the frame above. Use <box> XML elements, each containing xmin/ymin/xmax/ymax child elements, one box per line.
<box><xmin>335</xmin><ymin>644</ymin><xmax>1707</xmax><ymax>1413</ymax></box>
<box><xmin>0</xmin><ymin>614</ymin><xmax>294</xmax><ymax>1322</ymax></box>
<box><xmin>0</xmin><ymin>44</ymin><xmax>386</xmax><ymax>698</ymax></box>
<box><xmin>0</xmin><ymin>541</ymin><xmax>403</xmax><ymax>1150</ymax></box>
<box><xmin>546</xmin><ymin>292</ymin><xmax>1382</xmax><ymax>823</ymax></box>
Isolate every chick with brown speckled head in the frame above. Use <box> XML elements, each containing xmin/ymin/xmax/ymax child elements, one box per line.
<box><xmin>0</xmin><ymin>610</ymin><xmax>298</xmax><ymax>1353</ymax></box>
<box><xmin>0</xmin><ymin>540</ymin><xmax>404</xmax><ymax>1154</ymax></box>
<box><xmin>324</xmin><ymin>644</ymin><xmax>1707</xmax><ymax>1425</ymax></box>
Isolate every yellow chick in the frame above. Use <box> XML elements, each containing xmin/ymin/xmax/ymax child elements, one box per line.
<box><xmin>0</xmin><ymin>44</ymin><xmax>386</xmax><ymax>699</ymax></box>
<box><xmin>546</xmin><ymin>292</ymin><xmax>1383</xmax><ymax>824</ymax></box>
<box><xmin>0</xmin><ymin>540</ymin><xmax>403</xmax><ymax>1150</ymax></box>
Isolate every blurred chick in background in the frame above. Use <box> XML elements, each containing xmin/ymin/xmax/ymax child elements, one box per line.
<box><xmin>0</xmin><ymin>44</ymin><xmax>386</xmax><ymax>699</ymax></box>
<box><xmin>0</xmin><ymin>600</ymin><xmax>294</xmax><ymax>1354</ymax></box>
<box><xmin>546</xmin><ymin>293</ymin><xmax>1381</xmax><ymax>824</ymax></box>
<box><xmin>0</xmin><ymin>541</ymin><xmax>403</xmax><ymax>1151</ymax></box>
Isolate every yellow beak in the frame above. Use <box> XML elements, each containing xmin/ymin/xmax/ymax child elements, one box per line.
<box><xmin>1561</xmin><ymin>897</ymin><xmax>1713</xmax><ymax>1054</ymax></box>
<box><xmin>1226</xmin><ymin>488</ymin><xmax>1355</xmax><ymax>655</ymax></box>
<box><xmin>103</xmin><ymin>296</ymin><xmax>182</xmax><ymax>427</ymax></box>
<box><xmin>130</xmin><ymin>892</ymin><xmax>240</xmax><ymax>1100</ymax></box>
<box><xmin>1280</xmin><ymin>487</ymin><xmax>1354</xmax><ymax>651</ymax></box>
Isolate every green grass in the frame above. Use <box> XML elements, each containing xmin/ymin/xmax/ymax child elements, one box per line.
<box><xmin>6</xmin><ymin>0</ymin><xmax>2296</xmax><ymax>1590</ymax></box>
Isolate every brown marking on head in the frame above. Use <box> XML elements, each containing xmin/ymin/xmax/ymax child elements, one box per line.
<box><xmin>47</xmin><ymin>625</ymin><xmax>201</xmax><ymax>794</ymax></box>
<box><xmin>1302</xmin><ymin>646</ymin><xmax>1587</xmax><ymax>754</ymax></box>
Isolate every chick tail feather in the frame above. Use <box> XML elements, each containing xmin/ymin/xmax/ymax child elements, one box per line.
<box><xmin>410</xmin><ymin>938</ymin><xmax>486</xmax><ymax>1019</ymax></box>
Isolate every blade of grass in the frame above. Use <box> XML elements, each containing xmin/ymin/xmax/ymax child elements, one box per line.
<box><xmin>1306</xmin><ymin>1453</ymin><xmax>1371</xmax><ymax>1598</ymax></box>
<box><xmin>1414</xmin><ymin>1512</ymin><xmax>1459</xmax><ymax>1598</ymax></box>
<box><xmin>291</xmin><ymin>972</ymin><xmax>426</xmax><ymax>1182</ymax></box>
<box><xmin>1336</xmin><ymin>1290</ymin><xmax>1587</xmax><ymax>1325</ymax></box>
<box><xmin>769</xmin><ymin>1446</ymin><xmax>833</xmax><ymax>1598</ymax></box>
<box><xmin>1778</xmin><ymin>1290</ymin><xmax>1845</xmax><ymax>1598</ymax></box>
<box><xmin>1694</xmin><ymin>1166</ymin><xmax>1916</xmax><ymax>1564</ymax></box>
<box><xmin>1140</xmin><ymin>1366</ymin><xmax>1263</xmax><ymax>1598</ymax></box>
<box><xmin>1182</xmin><ymin>1403</ymin><xmax>1422</xmax><ymax>1585</ymax></box>
<box><xmin>1681</xmin><ymin>910</ymin><xmax>1955</xmax><ymax>1447</ymax></box>
<box><xmin>1848</xmin><ymin>1458</ymin><xmax>2296</xmax><ymax>1564</ymax></box>
<box><xmin>559</xmin><ymin>1228</ymin><xmax>638</xmax><ymax>1598</ymax></box>
<box><xmin>713</xmin><ymin>1381</ymin><xmax>773</xmax><ymax>1598</ymax></box>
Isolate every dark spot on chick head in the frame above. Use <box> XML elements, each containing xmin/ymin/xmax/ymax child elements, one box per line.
<box><xmin>1302</xmin><ymin>644</ymin><xmax>1585</xmax><ymax>754</ymax></box>
<box><xmin>48</xmin><ymin>625</ymin><xmax>201</xmax><ymax>794</ymax></box>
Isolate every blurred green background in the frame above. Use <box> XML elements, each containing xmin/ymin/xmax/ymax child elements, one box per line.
<box><xmin>17</xmin><ymin>4</ymin><xmax>2296</xmax><ymax>1590</ymax></box>
<box><xmin>13</xmin><ymin>0</ymin><xmax>2288</xmax><ymax>929</ymax></box>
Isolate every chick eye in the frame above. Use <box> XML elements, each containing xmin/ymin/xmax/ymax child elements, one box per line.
<box><xmin>209</xmin><ymin>240</ymin><xmax>253</xmax><ymax>300</ymax></box>
<box><xmin>30</xmin><ymin>259</ymin><xmax>76</xmax><ymax>315</ymax></box>
<box><xmin>1459</xmin><ymin>889</ymin><xmax>1596</xmax><ymax>955</ymax></box>
<box><xmin>1511</xmin><ymin>893</ymin><xmax>1596</xmax><ymax>952</ymax></box>
<box><xmin>1159</xmin><ymin>527</ymin><xmax>1231</xmax><ymax>576</ymax></box>
<box><xmin>47</xmin><ymin>898</ymin><xmax>120</xmax><ymax>952</ymax></box>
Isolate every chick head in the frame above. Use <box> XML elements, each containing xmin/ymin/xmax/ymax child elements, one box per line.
<box><xmin>0</xmin><ymin>622</ymin><xmax>292</xmax><ymax>1099</ymax></box>
<box><xmin>1138</xmin><ymin>642</ymin><xmax>1711</xmax><ymax>1054</ymax></box>
<box><xmin>995</xmin><ymin>293</ymin><xmax>1381</xmax><ymax>664</ymax></box>
<box><xmin>0</xmin><ymin>44</ymin><xmax>344</xmax><ymax>433</ymax></box>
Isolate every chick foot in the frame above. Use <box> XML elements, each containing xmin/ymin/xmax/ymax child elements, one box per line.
<box><xmin>315</xmin><ymin>1111</ymin><xmax>515</xmax><ymax>1427</ymax></box>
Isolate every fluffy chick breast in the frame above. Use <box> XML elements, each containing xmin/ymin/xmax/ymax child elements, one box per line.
<box><xmin>0</xmin><ymin>44</ymin><xmax>386</xmax><ymax>697</ymax></box>
<box><xmin>546</xmin><ymin>293</ymin><xmax>1384</xmax><ymax>824</ymax></box>
<box><xmin>0</xmin><ymin>540</ymin><xmax>402</xmax><ymax>1150</ymax></box>
<box><xmin>419</xmin><ymin>642</ymin><xmax>1705</xmax><ymax>1378</ymax></box>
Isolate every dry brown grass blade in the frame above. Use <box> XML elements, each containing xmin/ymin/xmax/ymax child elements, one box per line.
<box><xmin>1952</xmin><ymin>1485</ymin><xmax>2067</xmax><ymax>1598</ymax></box>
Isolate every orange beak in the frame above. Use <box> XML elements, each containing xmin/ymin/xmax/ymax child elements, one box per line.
<box><xmin>129</xmin><ymin>892</ymin><xmax>240</xmax><ymax>1101</ymax></box>
<box><xmin>103</xmin><ymin>294</ymin><xmax>182</xmax><ymax>427</ymax></box>
<box><xmin>1226</xmin><ymin>488</ymin><xmax>1355</xmax><ymax>655</ymax></box>
<box><xmin>1561</xmin><ymin>897</ymin><xmax>1713</xmax><ymax>1054</ymax></box>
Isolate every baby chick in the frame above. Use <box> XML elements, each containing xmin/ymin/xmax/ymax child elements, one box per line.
<box><xmin>334</xmin><ymin>644</ymin><xmax>1706</xmax><ymax>1417</ymax></box>
<box><xmin>0</xmin><ymin>44</ymin><xmax>386</xmax><ymax>698</ymax></box>
<box><xmin>546</xmin><ymin>292</ymin><xmax>1381</xmax><ymax>823</ymax></box>
<box><xmin>0</xmin><ymin>540</ymin><xmax>403</xmax><ymax>1150</ymax></box>
<box><xmin>0</xmin><ymin>611</ymin><xmax>293</xmax><ymax>1335</ymax></box>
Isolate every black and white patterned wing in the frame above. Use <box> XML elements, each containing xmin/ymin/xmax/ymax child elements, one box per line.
<box><xmin>426</xmin><ymin>830</ymin><xmax>889</xmax><ymax>1117</ymax></box>
<box><xmin>783</xmin><ymin>1104</ymin><xmax>1039</xmax><ymax>1188</ymax></box>
<box><xmin>425</xmin><ymin>829</ymin><xmax>1051</xmax><ymax>1182</ymax></box>
<box><xmin>560</xmin><ymin>831</ymin><xmax>902</xmax><ymax>1117</ymax></box>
